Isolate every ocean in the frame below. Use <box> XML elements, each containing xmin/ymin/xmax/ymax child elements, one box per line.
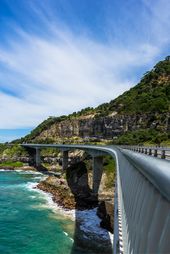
<box><xmin>0</xmin><ymin>170</ymin><xmax>113</xmax><ymax>254</ymax></box>
<box><xmin>0</xmin><ymin>170</ymin><xmax>78</xmax><ymax>254</ymax></box>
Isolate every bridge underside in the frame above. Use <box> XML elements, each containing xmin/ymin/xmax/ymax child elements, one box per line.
<box><xmin>23</xmin><ymin>145</ymin><xmax>108</xmax><ymax>195</ymax></box>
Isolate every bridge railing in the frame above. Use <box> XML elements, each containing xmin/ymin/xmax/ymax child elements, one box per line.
<box><xmin>120</xmin><ymin>145</ymin><xmax>170</xmax><ymax>160</ymax></box>
<box><xmin>114</xmin><ymin>148</ymin><xmax>170</xmax><ymax>253</ymax></box>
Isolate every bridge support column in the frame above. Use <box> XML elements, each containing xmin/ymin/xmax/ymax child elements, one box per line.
<box><xmin>92</xmin><ymin>156</ymin><xmax>103</xmax><ymax>194</ymax></box>
<box><xmin>35</xmin><ymin>148</ymin><xmax>41</xmax><ymax>168</ymax></box>
<box><xmin>62</xmin><ymin>150</ymin><xmax>68</xmax><ymax>170</ymax></box>
<box><xmin>24</xmin><ymin>147</ymin><xmax>37</xmax><ymax>167</ymax></box>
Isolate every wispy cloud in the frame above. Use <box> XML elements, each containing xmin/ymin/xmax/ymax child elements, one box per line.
<box><xmin>142</xmin><ymin>0</ymin><xmax>170</xmax><ymax>46</ymax></box>
<box><xmin>0</xmin><ymin>0</ymin><xmax>169</xmax><ymax>131</ymax></box>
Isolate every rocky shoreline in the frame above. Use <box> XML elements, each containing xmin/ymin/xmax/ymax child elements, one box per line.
<box><xmin>37</xmin><ymin>176</ymin><xmax>76</xmax><ymax>209</ymax></box>
<box><xmin>36</xmin><ymin>161</ymin><xmax>114</xmax><ymax>233</ymax></box>
<box><xmin>0</xmin><ymin>165</ymin><xmax>36</xmax><ymax>171</ymax></box>
<box><xmin>36</xmin><ymin>174</ymin><xmax>114</xmax><ymax>254</ymax></box>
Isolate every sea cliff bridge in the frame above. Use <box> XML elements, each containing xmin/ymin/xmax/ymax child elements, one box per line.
<box><xmin>22</xmin><ymin>144</ymin><xmax>170</xmax><ymax>254</ymax></box>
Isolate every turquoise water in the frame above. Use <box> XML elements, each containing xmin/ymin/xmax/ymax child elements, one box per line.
<box><xmin>0</xmin><ymin>170</ymin><xmax>75</xmax><ymax>254</ymax></box>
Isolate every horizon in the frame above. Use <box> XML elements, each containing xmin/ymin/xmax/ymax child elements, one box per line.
<box><xmin>0</xmin><ymin>0</ymin><xmax>170</xmax><ymax>142</ymax></box>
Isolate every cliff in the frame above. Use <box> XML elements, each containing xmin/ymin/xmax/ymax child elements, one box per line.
<box><xmin>16</xmin><ymin>57</ymin><xmax>170</xmax><ymax>145</ymax></box>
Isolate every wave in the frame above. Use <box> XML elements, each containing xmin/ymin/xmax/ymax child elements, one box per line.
<box><xmin>26</xmin><ymin>183</ymin><xmax>113</xmax><ymax>243</ymax></box>
<box><xmin>0</xmin><ymin>169</ymin><xmax>13</xmax><ymax>172</ymax></box>
<box><xmin>15</xmin><ymin>170</ymin><xmax>43</xmax><ymax>175</ymax></box>
<box><xmin>22</xmin><ymin>175</ymin><xmax>113</xmax><ymax>244</ymax></box>
<box><xmin>25</xmin><ymin>181</ymin><xmax>76</xmax><ymax>219</ymax></box>
<box><xmin>77</xmin><ymin>208</ymin><xmax>113</xmax><ymax>243</ymax></box>
<box><xmin>64</xmin><ymin>232</ymin><xmax>74</xmax><ymax>242</ymax></box>
<box><xmin>25</xmin><ymin>181</ymin><xmax>39</xmax><ymax>190</ymax></box>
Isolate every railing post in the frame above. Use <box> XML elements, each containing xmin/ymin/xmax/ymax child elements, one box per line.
<box><xmin>145</xmin><ymin>148</ymin><xmax>147</xmax><ymax>154</ymax></box>
<box><xmin>154</xmin><ymin>149</ymin><xmax>158</xmax><ymax>157</ymax></box>
<box><xmin>161</xmin><ymin>150</ymin><xmax>165</xmax><ymax>159</ymax></box>
<box><xmin>149</xmin><ymin>149</ymin><xmax>152</xmax><ymax>156</ymax></box>
<box><xmin>113</xmin><ymin>181</ymin><xmax>119</xmax><ymax>254</ymax></box>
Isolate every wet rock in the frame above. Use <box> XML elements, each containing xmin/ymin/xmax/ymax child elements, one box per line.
<box><xmin>66</xmin><ymin>162</ymin><xmax>98</xmax><ymax>209</ymax></box>
<box><xmin>97</xmin><ymin>200</ymin><xmax>114</xmax><ymax>233</ymax></box>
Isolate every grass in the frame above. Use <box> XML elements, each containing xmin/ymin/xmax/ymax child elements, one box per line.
<box><xmin>0</xmin><ymin>161</ymin><xmax>24</xmax><ymax>167</ymax></box>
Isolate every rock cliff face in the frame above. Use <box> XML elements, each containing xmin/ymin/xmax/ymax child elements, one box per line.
<box><xmin>32</xmin><ymin>112</ymin><xmax>170</xmax><ymax>142</ymax></box>
<box><xmin>20</xmin><ymin>57</ymin><xmax>170</xmax><ymax>144</ymax></box>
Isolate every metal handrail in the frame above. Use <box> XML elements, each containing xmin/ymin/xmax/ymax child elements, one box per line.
<box><xmin>121</xmin><ymin>145</ymin><xmax>170</xmax><ymax>151</ymax></box>
<box><xmin>120</xmin><ymin>145</ymin><xmax>170</xmax><ymax>159</ymax></box>
<box><xmin>120</xmin><ymin>148</ymin><xmax>170</xmax><ymax>202</ymax></box>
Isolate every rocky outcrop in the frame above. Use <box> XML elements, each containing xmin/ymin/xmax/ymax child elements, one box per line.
<box><xmin>37</xmin><ymin>176</ymin><xmax>76</xmax><ymax>209</ymax></box>
<box><xmin>37</xmin><ymin>161</ymin><xmax>114</xmax><ymax>237</ymax></box>
<box><xmin>32</xmin><ymin>112</ymin><xmax>170</xmax><ymax>142</ymax></box>
<box><xmin>0</xmin><ymin>165</ymin><xmax>36</xmax><ymax>171</ymax></box>
<box><xmin>0</xmin><ymin>156</ymin><xmax>30</xmax><ymax>163</ymax></box>
<box><xmin>66</xmin><ymin>161</ymin><xmax>98</xmax><ymax>209</ymax></box>
<box><xmin>97</xmin><ymin>200</ymin><xmax>114</xmax><ymax>233</ymax></box>
<box><xmin>38</xmin><ymin>161</ymin><xmax>98</xmax><ymax>210</ymax></box>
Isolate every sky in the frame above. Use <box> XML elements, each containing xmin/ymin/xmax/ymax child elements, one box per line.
<box><xmin>0</xmin><ymin>0</ymin><xmax>170</xmax><ymax>142</ymax></box>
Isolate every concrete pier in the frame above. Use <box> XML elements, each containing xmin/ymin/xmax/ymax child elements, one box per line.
<box><xmin>92</xmin><ymin>156</ymin><xmax>103</xmax><ymax>194</ymax></box>
<box><xmin>62</xmin><ymin>150</ymin><xmax>69</xmax><ymax>170</ymax></box>
<box><xmin>25</xmin><ymin>147</ymin><xmax>37</xmax><ymax>166</ymax></box>
<box><xmin>35</xmin><ymin>148</ymin><xmax>41</xmax><ymax>167</ymax></box>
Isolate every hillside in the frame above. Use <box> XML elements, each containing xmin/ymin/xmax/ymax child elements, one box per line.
<box><xmin>17</xmin><ymin>56</ymin><xmax>170</xmax><ymax>145</ymax></box>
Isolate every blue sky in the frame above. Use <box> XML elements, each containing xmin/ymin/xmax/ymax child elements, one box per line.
<box><xmin>0</xmin><ymin>0</ymin><xmax>170</xmax><ymax>142</ymax></box>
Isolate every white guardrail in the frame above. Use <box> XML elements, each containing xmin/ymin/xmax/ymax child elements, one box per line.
<box><xmin>22</xmin><ymin>144</ymin><xmax>170</xmax><ymax>254</ymax></box>
<box><xmin>121</xmin><ymin>145</ymin><xmax>170</xmax><ymax>160</ymax></box>
<box><xmin>115</xmin><ymin>148</ymin><xmax>170</xmax><ymax>254</ymax></box>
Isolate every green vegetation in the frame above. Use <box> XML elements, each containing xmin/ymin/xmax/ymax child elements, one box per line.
<box><xmin>0</xmin><ymin>144</ymin><xmax>28</xmax><ymax>158</ymax></box>
<box><xmin>96</xmin><ymin>58</ymin><xmax>170</xmax><ymax>116</ymax></box>
<box><xmin>103</xmin><ymin>156</ymin><xmax>116</xmax><ymax>189</ymax></box>
<box><xmin>0</xmin><ymin>144</ymin><xmax>7</xmax><ymax>154</ymax></box>
<box><xmin>0</xmin><ymin>161</ymin><xmax>23</xmax><ymax>167</ymax></box>
<box><xmin>0</xmin><ymin>144</ymin><xmax>26</xmax><ymax>168</ymax></box>
<box><xmin>113</xmin><ymin>129</ymin><xmax>170</xmax><ymax>146</ymax></box>
<box><xmin>41</xmin><ymin>148</ymin><xmax>59</xmax><ymax>157</ymax></box>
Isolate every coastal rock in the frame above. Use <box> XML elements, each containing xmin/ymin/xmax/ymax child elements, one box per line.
<box><xmin>37</xmin><ymin>176</ymin><xmax>76</xmax><ymax>209</ymax></box>
<box><xmin>97</xmin><ymin>200</ymin><xmax>114</xmax><ymax>233</ymax></box>
<box><xmin>66</xmin><ymin>162</ymin><xmax>98</xmax><ymax>209</ymax></box>
<box><xmin>72</xmin><ymin>208</ymin><xmax>113</xmax><ymax>254</ymax></box>
<box><xmin>37</xmin><ymin>163</ymin><xmax>113</xmax><ymax>253</ymax></box>
<box><xmin>30</xmin><ymin>112</ymin><xmax>170</xmax><ymax>142</ymax></box>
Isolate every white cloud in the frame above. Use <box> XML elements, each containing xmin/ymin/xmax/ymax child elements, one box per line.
<box><xmin>0</xmin><ymin>0</ymin><xmax>169</xmax><ymax>129</ymax></box>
